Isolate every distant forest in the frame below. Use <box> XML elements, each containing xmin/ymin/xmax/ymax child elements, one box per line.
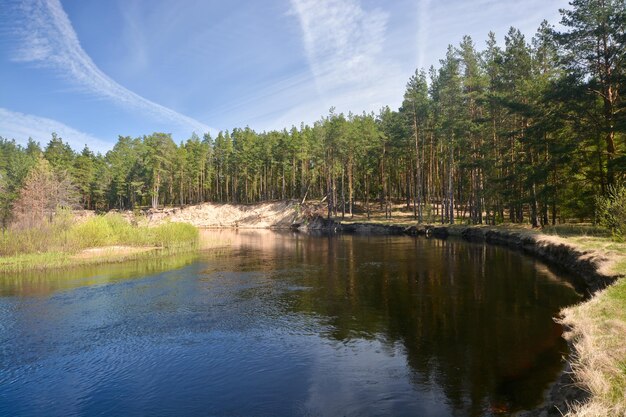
<box><xmin>1</xmin><ymin>0</ymin><xmax>624</xmax><ymax>227</ymax></box>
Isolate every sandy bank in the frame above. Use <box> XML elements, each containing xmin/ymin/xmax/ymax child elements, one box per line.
<box><xmin>72</xmin><ymin>245</ymin><xmax>159</xmax><ymax>260</ymax></box>
<box><xmin>131</xmin><ymin>201</ymin><xmax>309</xmax><ymax>229</ymax></box>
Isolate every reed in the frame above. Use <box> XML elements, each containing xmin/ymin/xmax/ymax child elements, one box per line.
<box><xmin>0</xmin><ymin>213</ymin><xmax>199</xmax><ymax>272</ymax></box>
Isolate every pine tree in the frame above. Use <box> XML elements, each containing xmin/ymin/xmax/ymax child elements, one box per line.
<box><xmin>557</xmin><ymin>0</ymin><xmax>626</xmax><ymax>186</ymax></box>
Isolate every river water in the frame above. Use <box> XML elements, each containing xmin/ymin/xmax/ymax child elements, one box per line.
<box><xmin>0</xmin><ymin>230</ymin><xmax>582</xmax><ymax>417</ymax></box>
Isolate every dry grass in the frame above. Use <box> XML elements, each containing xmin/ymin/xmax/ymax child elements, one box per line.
<box><xmin>560</xmin><ymin>277</ymin><xmax>626</xmax><ymax>417</ymax></box>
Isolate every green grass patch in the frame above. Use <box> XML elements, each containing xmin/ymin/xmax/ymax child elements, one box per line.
<box><xmin>613</xmin><ymin>258</ymin><xmax>626</xmax><ymax>277</ymax></box>
<box><xmin>604</xmin><ymin>277</ymin><xmax>626</xmax><ymax>308</ymax></box>
<box><xmin>0</xmin><ymin>252</ymin><xmax>70</xmax><ymax>271</ymax></box>
<box><xmin>66</xmin><ymin>214</ymin><xmax>199</xmax><ymax>250</ymax></box>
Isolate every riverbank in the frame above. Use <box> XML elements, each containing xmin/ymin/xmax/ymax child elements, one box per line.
<box><xmin>0</xmin><ymin>245</ymin><xmax>179</xmax><ymax>273</ymax></box>
<box><xmin>114</xmin><ymin>199</ymin><xmax>625</xmax><ymax>415</ymax></box>
<box><xmin>121</xmin><ymin>200</ymin><xmax>306</xmax><ymax>228</ymax></box>
<box><xmin>2</xmin><ymin>201</ymin><xmax>623</xmax><ymax>416</ymax></box>
<box><xmin>0</xmin><ymin>214</ymin><xmax>199</xmax><ymax>273</ymax></box>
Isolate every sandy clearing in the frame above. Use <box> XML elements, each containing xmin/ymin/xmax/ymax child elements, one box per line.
<box><xmin>72</xmin><ymin>245</ymin><xmax>158</xmax><ymax>260</ymax></box>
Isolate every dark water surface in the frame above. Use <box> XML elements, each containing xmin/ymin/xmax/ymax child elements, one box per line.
<box><xmin>0</xmin><ymin>230</ymin><xmax>582</xmax><ymax>417</ymax></box>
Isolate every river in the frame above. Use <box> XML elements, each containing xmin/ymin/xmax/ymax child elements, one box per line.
<box><xmin>0</xmin><ymin>230</ymin><xmax>582</xmax><ymax>417</ymax></box>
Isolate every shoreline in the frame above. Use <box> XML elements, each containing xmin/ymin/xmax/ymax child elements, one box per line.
<box><xmin>0</xmin><ymin>244</ymin><xmax>198</xmax><ymax>274</ymax></box>
<box><xmin>2</xmin><ymin>209</ymin><xmax>622</xmax><ymax>415</ymax></box>
<box><xmin>294</xmin><ymin>218</ymin><xmax>620</xmax><ymax>291</ymax></box>
<box><xmin>0</xmin><ymin>214</ymin><xmax>200</xmax><ymax>274</ymax></box>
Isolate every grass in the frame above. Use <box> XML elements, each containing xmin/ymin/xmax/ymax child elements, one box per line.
<box><xmin>0</xmin><ymin>252</ymin><xmax>69</xmax><ymax>271</ymax></box>
<box><xmin>0</xmin><ymin>213</ymin><xmax>199</xmax><ymax>273</ymax></box>
<box><xmin>561</xmin><ymin>276</ymin><xmax>626</xmax><ymax>417</ymax></box>
<box><xmin>541</xmin><ymin>223</ymin><xmax>611</xmax><ymax>238</ymax></box>
<box><xmin>66</xmin><ymin>213</ymin><xmax>199</xmax><ymax>250</ymax></box>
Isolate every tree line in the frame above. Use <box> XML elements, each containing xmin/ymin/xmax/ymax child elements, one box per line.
<box><xmin>0</xmin><ymin>0</ymin><xmax>624</xmax><ymax>228</ymax></box>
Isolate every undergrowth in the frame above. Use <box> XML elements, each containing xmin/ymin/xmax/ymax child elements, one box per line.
<box><xmin>0</xmin><ymin>213</ymin><xmax>198</xmax><ymax>272</ymax></box>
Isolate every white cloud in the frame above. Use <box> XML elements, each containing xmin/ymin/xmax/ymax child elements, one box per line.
<box><xmin>11</xmin><ymin>0</ymin><xmax>211</xmax><ymax>135</ymax></box>
<box><xmin>0</xmin><ymin>108</ymin><xmax>110</xmax><ymax>153</ymax></box>
<box><xmin>416</xmin><ymin>0</ymin><xmax>432</xmax><ymax>70</ymax></box>
<box><xmin>421</xmin><ymin>0</ymin><xmax>568</xmax><ymax>70</ymax></box>
<box><xmin>289</xmin><ymin>0</ymin><xmax>407</xmax><ymax>115</ymax></box>
<box><xmin>291</xmin><ymin>0</ymin><xmax>388</xmax><ymax>89</ymax></box>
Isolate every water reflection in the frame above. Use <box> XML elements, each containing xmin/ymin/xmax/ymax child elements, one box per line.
<box><xmin>0</xmin><ymin>230</ymin><xmax>581</xmax><ymax>417</ymax></box>
<box><xmin>0</xmin><ymin>253</ymin><xmax>199</xmax><ymax>297</ymax></box>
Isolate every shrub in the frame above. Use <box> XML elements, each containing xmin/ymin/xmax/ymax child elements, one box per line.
<box><xmin>144</xmin><ymin>222</ymin><xmax>199</xmax><ymax>249</ymax></box>
<box><xmin>596</xmin><ymin>185</ymin><xmax>626</xmax><ymax>239</ymax></box>
<box><xmin>0</xmin><ymin>213</ymin><xmax>198</xmax><ymax>256</ymax></box>
<box><xmin>67</xmin><ymin>215</ymin><xmax>117</xmax><ymax>248</ymax></box>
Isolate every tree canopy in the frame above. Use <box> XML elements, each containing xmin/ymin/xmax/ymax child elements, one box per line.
<box><xmin>0</xmin><ymin>1</ymin><xmax>624</xmax><ymax>227</ymax></box>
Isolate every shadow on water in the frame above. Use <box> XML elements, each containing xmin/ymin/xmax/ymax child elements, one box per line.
<box><xmin>0</xmin><ymin>229</ymin><xmax>582</xmax><ymax>417</ymax></box>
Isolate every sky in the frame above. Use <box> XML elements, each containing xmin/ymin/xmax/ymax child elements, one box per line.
<box><xmin>0</xmin><ymin>0</ymin><xmax>570</xmax><ymax>153</ymax></box>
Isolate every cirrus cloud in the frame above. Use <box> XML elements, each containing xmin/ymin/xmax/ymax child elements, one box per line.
<box><xmin>10</xmin><ymin>0</ymin><xmax>211</xmax><ymax>135</ymax></box>
<box><xmin>0</xmin><ymin>107</ymin><xmax>110</xmax><ymax>153</ymax></box>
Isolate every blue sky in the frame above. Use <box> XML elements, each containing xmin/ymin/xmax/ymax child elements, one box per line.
<box><xmin>0</xmin><ymin>0</ymin><xmax>569</xmax><ymax>153</ymax></box>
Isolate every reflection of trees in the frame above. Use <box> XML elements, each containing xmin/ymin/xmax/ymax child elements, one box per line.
<box><xmin>0</xmin><ymin>230</ymin><xmax>583</xmax><ymax>415</ymax></box>
<box><xmin>285</xmin><ymin>236</ymin><xmax>580</xmax><ymax>416</ymax></box>
<box><xmin>0</xmin><ymin>253</ymin><xmax>198</xmax><ymax>297</ymax></box>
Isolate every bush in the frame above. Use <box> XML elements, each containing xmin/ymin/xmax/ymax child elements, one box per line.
<box><xmin>0</xmin><ymin>213</ymin><xmax>198</xmax><ymax>256</ymax></box>
<box><xmin>144</xmin><ymin>222</ymin><xmax>199</xmax><ymax>249</ymax></box>
<box><xmin>0</xmin><ymin>224</ymin><xmax>53</xmax><ymax>255</ymax></box>
<box><xmin>67</xmin><ymin>215</ymin><xmax>119</xmax><ymax>248</ymax></box>
<box><xmin>596</xmin><ymin>185</ymin><xmax>626</xmax><ymax>239</ymax></box>
<box><xmin>67</xmin><ymin>214</ymin><xmax>198</xmax><ymax>249</ymax></box>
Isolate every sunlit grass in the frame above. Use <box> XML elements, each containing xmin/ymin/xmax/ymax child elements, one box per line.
<box><xmin>541</xmin><ymin>223</ymin><xmax>611</xmax><ymax>238</ymax></box>
<box><xmin>0</xmin><ymin>213</ymin><xmax>199</xmax><ymax>273</ymax></box>
<box><xmin>562</xmin><ymin>275</ymin><xmax>626</xmax><ymax>417</ymax></box>
<box><xmin>0</xmin><ymin>252</ymin><xmax>69</xmax><ymax>271</ymax></box>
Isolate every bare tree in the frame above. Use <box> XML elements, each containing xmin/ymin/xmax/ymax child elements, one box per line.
<box><xmin>11</xmin><ymin>157</ymin><xmax>79</xmax><ymax>229</ymax></box>
<box><xmin>0</xmin><ymin>173</ymin><xmax>8</xmax><ymax>231</ymax></box>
